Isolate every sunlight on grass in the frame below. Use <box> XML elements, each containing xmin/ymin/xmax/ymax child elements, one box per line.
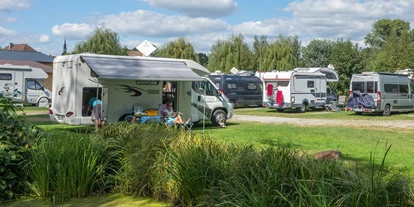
<box><xmin>1</xmin><ymin>194</ymin><xmax>171</xmax><ymax>207</ymax></box>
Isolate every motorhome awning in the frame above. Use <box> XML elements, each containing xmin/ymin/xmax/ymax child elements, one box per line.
<box><xmin>81</xmin><ymin>55</ymin><xmax>203</xmax><ymax>81</ymax></box>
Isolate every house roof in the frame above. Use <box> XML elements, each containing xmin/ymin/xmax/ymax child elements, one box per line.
<box><xmin>3</xmin><ymin>43</ymin><xmax>37</xmax><ymax>52</ymax></box>
<box><xmin>0</xmin><ymin>60</ymin><xmax>53</xmax><ymax>74</ymax></box>
<box><xmin>0</xmin><ymin>50</ymin><xmax>54</xmax><ymax>63</ymax></box>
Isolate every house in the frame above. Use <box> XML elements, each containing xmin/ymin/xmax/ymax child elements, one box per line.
<box><xmin>127</xmin><ymin>50</ymin><xmax>143</xmax><ymax>56</ymax></box>
<box><xmin>0</xmin><ymin>46</ymin><xmax>54</xmax><ymax>90</ymax></box>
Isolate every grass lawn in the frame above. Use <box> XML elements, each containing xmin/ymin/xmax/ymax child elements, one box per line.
<box><xmin>234</xmin><ymin>107</ymin><xmax>414</xmax><ymax>120</ymax></box>
<box><xmin>1</xmin><ymin>194</ymin><xmax>171</xmax><ymax>207</ymax></box>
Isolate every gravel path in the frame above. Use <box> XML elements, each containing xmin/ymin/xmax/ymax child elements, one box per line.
<box><xmin>230</xmin><ymin>114</ymin><xmax>414</xmax><ymax>129</ymax></box>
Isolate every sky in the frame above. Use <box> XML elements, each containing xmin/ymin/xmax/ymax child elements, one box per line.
<box><xmin>1</xmin><ymin>0</ymin><xmax>413</xmax><ymax>56</ymax></box>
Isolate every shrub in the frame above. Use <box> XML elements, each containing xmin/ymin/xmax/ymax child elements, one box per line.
<box><xmin>0</xmin><ymin>95</ymin><xmax>43</xmax><ymax>200</ymax></box>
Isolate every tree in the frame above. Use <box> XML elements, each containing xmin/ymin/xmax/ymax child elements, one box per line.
<box><xmin>197</xmin><ymin>53</ymin><xmax>208</xmax><ymax>67</ymax></box>
<box><xmin>364</xmin><ymin>19</ymin><xmax>412</xmax><ymax>48</ymax></box>
<box><xmin>72</xmin><ymin>27</ymin><xmax>128</xmax><ymax>55</ymax></box>
<box><xmin>330</xmin><ymin>39</ymin><xmax>364</xmax><ymax>95</ymax></box>
<box><xmin>302</xmin><ymin>39</ymin><xmax>336</xmax><ymax>67</ymax></box>
<box><xmin>208</xmin><ymin>34</ymin><xmax>254</xmax><ymax>73</ymax></box>
<box><xmin>153</xmin><ymin>37</ymin><xmax>199</xmax><ymax>62</ymax></box>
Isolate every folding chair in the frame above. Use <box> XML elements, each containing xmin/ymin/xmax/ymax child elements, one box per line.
<box><xmin>337</xmin><ymin>96</ymin><xmax>346</xmax><ymax>108</ymax></box>
<box><xmin>325</xmin><ymin>104</ymin><xmax>333</xmax><ymax>112</ymax></box>
<box><xmin>326</xmin><ymin>101</ymin><xmax>340</xmax><ymax>112</ymax></box>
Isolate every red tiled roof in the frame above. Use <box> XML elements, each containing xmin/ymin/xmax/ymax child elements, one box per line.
<box><xmin>3</xmin><ymin>44</ymin><xmax>37</xmax><ymax>52</ymax></box>
<box><xmin>0</xmin><ymin>60</ymin><xmax>53</xmax><ymax>73</ymax></box>
<box><xmin>128</xmin><ymin>50</ymin><xmax>143</xmax><ymax>56</ymax></box>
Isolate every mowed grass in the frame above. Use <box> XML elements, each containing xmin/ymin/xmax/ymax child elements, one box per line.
<box><xmin>193</xmin><ymin>121</ymin><xmax>414</xmax><ymax>176</ymax></box>
<box><xmin>235</xmin><ymin>107</ymin><xmax>414</xmax><ymax>120</ymax></box>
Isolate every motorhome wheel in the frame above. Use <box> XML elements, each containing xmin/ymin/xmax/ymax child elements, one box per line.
<box><xmin>297</xmin><ymin>103</ymin><xmax>306</xmax><ymax>113</ymax></box>
<box><xmin>211</xmin><ymin>109</ymin><xmax>227</xmax><ymax>126</ymax></box>
<box><xmin>383</xmin><ymin>104</ymin><xmax>391</xmax><ymax>116</ymax></box>
<box><xmin>37</xmin><ymin>97</ymin><xmax>49</xmax><ymax>108</ymax></box>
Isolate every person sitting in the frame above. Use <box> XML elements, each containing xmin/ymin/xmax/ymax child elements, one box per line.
<box><xmin>86</xmin><ymin>97</ymin><xmax>106</xmax><ymax>132</ymax></box>
<box><xmin>163</xmin><ymin>101</ymin><xmax>191</xmax><ymax>126</ymax></box>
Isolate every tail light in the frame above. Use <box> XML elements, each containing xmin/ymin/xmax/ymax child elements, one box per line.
<box><xmin>377</xmin><ymin>91</ymin><xmax>381</xmax><ymax>103</ymax></box>
<box><xmin>49</xmin><ymin>109</ymin><xmax>53</xmax><ymax>114</ymax></box>
<box><xmin>267</xmin><ymin>84</ymin><xmax>273</xmax><ymax>96</ymax></box>
<box><xmin>220</xmin><ymin>89</ymin><xmax>224</xmax><ymax>94</ymax></box>
<box><xmin>66</xmin><ymin>112</ymin><xmax>74</xmax><ymax>117</ymax></box>
<box><xmin>349</xmin><ymin>90</ymin><xmax>353</xmax><ymax>96</ymax></box>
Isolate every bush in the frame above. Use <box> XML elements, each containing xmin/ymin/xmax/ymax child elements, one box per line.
<box><xmin>0</xmin><ymin>95</ymin><xmax>43</xmax><ymax>200</ymax></box>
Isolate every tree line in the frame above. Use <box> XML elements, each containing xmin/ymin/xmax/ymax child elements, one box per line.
<box><xmin>71</xmin><ymin>18</ymin><xmax>414</xmax><ymax>95</ymax></box>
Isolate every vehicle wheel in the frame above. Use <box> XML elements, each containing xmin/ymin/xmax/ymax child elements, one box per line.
<box><xmin>277</xmin><ymin>109</ymin><xmax>284</xmax><ymax>112</ymax></box>
<box><xmin>37</xmin><ymin>97</ymin><xmax>49</xmax><ymax>108</ymax></box>
<box><xmin>383</xmin><ymin>104</ymin><xmax>391</xmax><ymax>116</ymax></box>
<box><xmin>355</xmin><ymin>112</ymin><xmax>363</xmax><ymax>115</ymax></box>
<box><xmin>211</xmin><ymin>109</ymin><xmax>227</xmax><ymax>126</ymax></box>
<box><xmin>297</xmin><ymin>103</ymin><xmax>307</xmax><ymax>113</ymax></box>
<box><xmin>230</xmin><ymin>100</ymin><xmax>236</xmax><ymax>109</ymax></box>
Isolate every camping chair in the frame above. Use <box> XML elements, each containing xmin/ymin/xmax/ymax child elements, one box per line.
<box><xmin>325</xmin><ymin>101</ymin><xmax>340</xmax><ymax>112</ymax></box>
<box><xmin>337</xmin><ymin>96</ymin><xmax>346</xmax><ymax>108</ymax></box>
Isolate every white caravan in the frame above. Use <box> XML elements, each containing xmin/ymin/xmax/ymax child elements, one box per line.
<box><xmin>49</xmin><ymin>54</ymin><xmax>233</xmax><ymax>126</ymax></box>
<box><xmin>348</xmin><ymin>72</ymin><xmax>414</xmax><ymax>116</ymax></box>
<box><xmin>0</xmin><ymin>64</ymin><xmax>51</xmax><ymax>107</ymax></box>
<box><xmin>260</xmin><ymin>67</ymin><xmax>338</xmax><ymax>112</ymax></box>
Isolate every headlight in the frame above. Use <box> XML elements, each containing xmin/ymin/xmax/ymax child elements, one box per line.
<box><xmin>291</xmin><ymin>96</ymin><xmax>295</xmax><ymax>103</ymax></box>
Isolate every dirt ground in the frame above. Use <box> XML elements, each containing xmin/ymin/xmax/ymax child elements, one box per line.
<box><xmin>230</xmin><ymin>114</ymin><xmax>414</xmax><ymax>129</ymax></box>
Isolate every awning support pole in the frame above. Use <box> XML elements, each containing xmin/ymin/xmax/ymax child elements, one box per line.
<box><xmin>202</xmin><ymin>79</ymin><xmax>206</xmax><ymax>133</ymax></box>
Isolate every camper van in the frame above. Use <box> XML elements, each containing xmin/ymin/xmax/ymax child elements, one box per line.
<box><xmin>209</xmin><ymin>73</ymin><xmax>263</xmax><ymax>108</ymax></box>
<box><xmin>259</xmin><ymin>67</ymin><xmax>338</xmax><ymax>112</ymax></box>
<box><xmin>0</xmin><ymin>64</ymin><xmax>51</xmax><ymax>107</ymax></box>
<box><xmin>49</xmin><ymin>54</ymin><xmax>233</xmax><ymax>126</ymax></box>
<box><xmin>348</xmin><ymin>72</ymin><xmax>414</xmax><ymax>116</ymax></box>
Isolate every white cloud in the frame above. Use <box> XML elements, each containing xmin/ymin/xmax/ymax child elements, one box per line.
<box><xmin>0</xmin><ymin>0</ymin><xmax>31</xmax><ymax>10</ymax></box>
<box><xmin>39</xmin><ymin>35</ymin><xmax>50</xmax><ymax>43</ymax></box>
<box><xmin>99</xmin><ymin>10</ymin><xmax>229</xmax><ymax>37</ymax></box>
<box><xmin>142</xmin><ymin>0</ymin><xmax>238</xmax><ymax>18</ymax></box>
<box><xmin>0</xmin><ymin>13</ymin><xmax>15</xmax><ymax>23</ymax></box>
<box><xmin>51</xmin><ymin>23</ymin><xmax>95</xmax><ymax>40</ymax></box>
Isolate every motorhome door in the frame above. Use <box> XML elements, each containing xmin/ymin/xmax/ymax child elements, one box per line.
<box><xmin>0</xmin><ymin>71</ymin><xmax>15</xmax><ymax>99</ymax></box>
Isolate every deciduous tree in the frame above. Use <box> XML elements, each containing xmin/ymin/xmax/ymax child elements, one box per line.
<box><xmin>153</xmin><ymin>37</ymin><xmax>199</xmax><ymax>62</ymax></box>
<box><xmin>72</xmin><ymin>27</ymin><xmax>127</xmax><ymax>55</ymax></box>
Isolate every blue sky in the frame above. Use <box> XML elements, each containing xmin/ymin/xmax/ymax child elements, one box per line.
<box><xmin>1</xmin><ymin>0</ymin><xmax>413</xmax><ymax>56</ymax></box>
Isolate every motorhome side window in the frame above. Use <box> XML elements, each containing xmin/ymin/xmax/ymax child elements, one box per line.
<box><xmin>384</xmin><ymin>84</ymin><xmax>399</xmax><ymax>93</ymax></box>
<box><xmin>247</xmin><ymin>83</ymin><xmax>257</xmax><ymax>90</ymax></box>
<box><xmin>27</xmin><ymin>80</ymin><xmax>43</xmax><ymax>90</ymax></box>
<box><xmin>278</xmin><ymin>81</ymin><xmax>289</xmax><ymax>87</ymax></box>
<box><xmin>227</xmin><ymin>82</ymin><xmax>237</xmax><ymax>89</ymax></box>
<box><xmin>399</xmin><ymin>84</ymin><xmax>409</xmax><ymax>94</ymax></box>
<box><xmin>0</xmin><ymin>73</ymin><xmax>12</xmax><ymax>80</ymax></box>
<box><xmin>307</xmin><ymin>81</ymin><xmax>314</xmax><ymax>88</ymax></box>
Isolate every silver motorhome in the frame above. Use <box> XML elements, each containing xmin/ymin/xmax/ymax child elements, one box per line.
<box><xmin>348</xmin><ymin>72</ymin><xmax>414</xmax><ymax>115</ymax></box>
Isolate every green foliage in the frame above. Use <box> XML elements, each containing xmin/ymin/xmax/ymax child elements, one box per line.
<box><xmin>259</xmin><ymin>35</ymin><xmax>302</xmax><ymax>71</ymax></box>
<box><xmin>0</xmin><ymin>95</ymin><xmax>43</xmax><ymax>200</ymax></box>
<box><xmin>364</xmin><ymin>18</ymin><xmax>412</xmax><ymax>48</ymax></box>
<box><xmin>25</xmin><ymin>131</ymin><xmax>112</xmax><ymax>203</ymax></box>
<box><xmin>302</xmin><ymin>39</ymin><xmax>336</xmax><ymax>67</ymax></box>
<box><xmin>197</xmin><ymin>53</ymin><xmax>208</xmax><ymax>67</ymax></box>
<box><xmin>208</xmin><ymin>34</ymin><xmax>254</xmax><ymax>72</ymax></box>
<box><xmin>153</xmin><ymin>37</ymin><xmax>199</xmax><ymax>62</ymax></box>
<box><xmin>72</xmin><ymin>27</ymin><xmax>128</xmax><ymax>55</ymax></box>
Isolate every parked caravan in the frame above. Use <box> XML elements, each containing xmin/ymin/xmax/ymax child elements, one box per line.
<box><xmin>0</xmin><ymin>64</ymin><xmax>51</xmax><ymax>107</ymax></box>
<box><xmin>347</xmin><ymin>72</ymin><xmax>414</xmax><ymax>116</ymax></box>
<box><xmin>259</xmin><ymin>67</ymin><xmax>338</xmax><ymax>112</ymax></box>
<box><xmin>49</xmin><ymin>54</ymin><xmax>233</xmax><ymax>126</ymax></box>
<box><xmin>209</xmin><ymin>73</ymin><xmax>263</xmax><ymax>108</ymax></box>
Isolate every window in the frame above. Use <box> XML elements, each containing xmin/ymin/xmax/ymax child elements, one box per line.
<box><xmin>367</xmin><ymin>81</ymin><xmax>376</xmax><ymax>93</ymax></box>
<box><xmin>214</xmin><ymin>82</ymin><xmax>220</xmax><ymax>88</ymax></box>
<box><xmin>399</xmin><ymin>84</ymin><xmax>409</xmax><ymax>94</ymax></box>
<box><xmin>192</xmin><ymin>81</ymin><xmax>218</xmax><ymax>96</ymax></box>
<box><xmin>307</xmin><ymin>81</ymin><xmax>314</xmax><ymax>88</ymax></box>
<box><xmin>384</xmin><ymin>84</ymin><xmax>398</xmax><ymax>93</ymax></box>
<box><xmin>227</xmin><ymin>82</ymin><xmax>237</xmax><ymax>89</ymax></box>
<box><xmin>247</xmin><ymin>83</ymin><xmax>257</xmax><ymax>90</ymax></box>
<box><xmin>0</xmin><ymin>73</ymin><xmax>12</xmax><ymax>80</ymax></box>
<box><xmin>27</xmin><ymin>80</ymin><xmax>43</xmax><ymax>90</ymax></box>
<box><xmin>277</xmin><ymin>81</ymin><xmax>289</xmax><ymax>87</ymax></box>
<box><xmin>352</xmin><ymin>82</ymin><xmax>365</xmax><ymax>92</ymax></box>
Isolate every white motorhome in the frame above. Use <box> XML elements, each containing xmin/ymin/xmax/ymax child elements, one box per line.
<box><xmin>49</xmin><ymin>54</ymin><xmax>233</xmax><ymax>126</ymax></box>
<box><xmin>259</xmin><ymin>67</ymin><xmax>338</xmax><ymax>112</ymax></box>
<box><xmin>348</xmin><ymin>72</ymin><xmax>414</xmax><ymax>116</ymax></box>
<box><xmin>0</xmin><ymin>64</ymin><xmax>51</xmax><ymax>107</ymax></box>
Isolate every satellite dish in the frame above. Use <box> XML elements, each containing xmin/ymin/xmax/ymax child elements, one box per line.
<box><xmin>230</xmin><ymin>67</ymin><xmax>238</xmax><ymax>74</ymax></box>
<box><xmin>327</xmin><ymin>64</ymin><xmax>334</xmax><ymax>69</ymax></box>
